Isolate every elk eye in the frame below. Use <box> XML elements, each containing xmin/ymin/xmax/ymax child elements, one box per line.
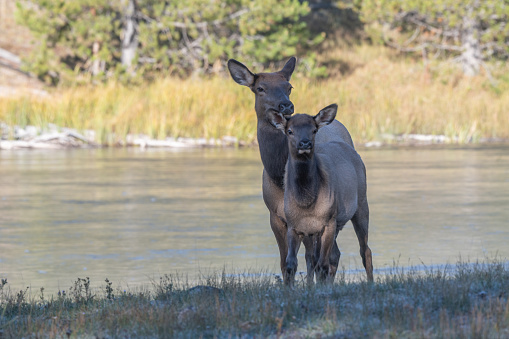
<box><xmin>257</xmin><ymin>87</ymin><xmax>265</xmax><ymax>93</ymax></box>
<box><xmin>287</xmin><ymin>129</ymin><xmax>293</xmax><ymax>135</ymax></box>
<box><xmin>313</xmin><ymin>129</ymin><xmax>317</xmax><ymax>134</ymax></box>
<box><xmin>288</xmin><ymin>86</ymin><xmax>293</xmax><ymax>94</ymax></box>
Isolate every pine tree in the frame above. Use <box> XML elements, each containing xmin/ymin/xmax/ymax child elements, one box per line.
<box><xmin>15</xmin><ymin>0</ymin><xmax>122</xmax><ymax>83</ymax></box>
<box><xmin>357</xmin><ymin>0</ymin><xmax>509</xmax><ymax>76</ymax></box>
<box><xmin>15</xmin><ymin>0</ymin><xmax>324</xmax><ymax>84</ymax></box>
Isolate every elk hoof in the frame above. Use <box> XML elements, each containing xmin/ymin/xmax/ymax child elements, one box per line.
<box><xmin>315</xmin><ymin>265</ymin><xmax>329</xmax><ymax>283</ymax></box>
<box><xmin>284</xmin><ymin>267</ymin><xmax>296</xmax><ymax>285</ymax></box>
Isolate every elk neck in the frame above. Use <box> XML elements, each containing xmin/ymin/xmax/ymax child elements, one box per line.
<box><xmin>286</xmin><ymin>153</ymin><xmax>322</xmax><ymax>208</ymax></box>
<box><xmin>257</xmin><ymin>119</ymin><xmax>289</xmax><ymax>188</ymax></box>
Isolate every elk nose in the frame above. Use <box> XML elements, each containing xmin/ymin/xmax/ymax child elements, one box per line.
<box><xmin>298</xmin><ymin>139</ymin><xmax>312</xmax><ymax>150</ymax></box>
<box><xmin>279</xmin><ymin>101</ymin><xmax>294</xmax><ymax>115</ymax></box>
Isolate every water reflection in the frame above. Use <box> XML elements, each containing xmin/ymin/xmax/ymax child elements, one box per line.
<box><xmin>0</xmin><ymin>146</ymin><xmax>508</xmax><ymax>293</ymax></box>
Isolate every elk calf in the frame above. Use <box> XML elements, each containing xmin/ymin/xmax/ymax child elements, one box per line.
<box><xmin>270</xmin><ymin>104</ymin><xmax>374</xmax><ymax>284</ymax></box>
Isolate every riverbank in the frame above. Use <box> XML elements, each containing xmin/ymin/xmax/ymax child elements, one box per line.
<box><xmin>2</xmin><ymin>47</ymin><xmax>509</xmax><ymax>148</ymax></box>
<box><xmin>0</xmin><ymin>260</ymin><xmax>508</xmax><ymax>338</ymax></box>
<box><xmin>1</xmin><ymin>121</ymin><xmax>508</xmax><ymax>150</ymax></box>
<box><xmin>0</xmin><ymin>122</ymin><xmax>250</xmax><ymax>150</ymax></box>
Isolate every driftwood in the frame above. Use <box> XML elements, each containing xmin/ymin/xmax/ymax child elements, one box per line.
<box><xmin>0</xmin><ymin>47</ymin><xmax>33</xmax><ymax>77</ymax></box>
<box><xmin>0</xmin><ymin>47</ymin><xmax>21</xmax><ymax>65</ymax></box>
<box><xmin>0</xmin><ymin>122</ymin><xmax>244</xmax><ymax>150</ymax></box>
<box><xmin>0</xmin><ymin>130</ymin><xmax>98</xmax><ymax>150</ymax></box>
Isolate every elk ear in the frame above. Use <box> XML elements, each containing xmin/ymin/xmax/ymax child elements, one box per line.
<box><xmin>227</xmin><ymin>59</ymin><xmax>255</xmax><ymax>87</ymax></box>
<box><xmin>314</xmin><ymin>104</ymin><xmax>337</xmax><ymax>129</ymax></box>
<box><xmin>279</xmin><ymin>57</ymin><xmax>296</xmax><ymax>81</ymax></box>
<box><xmin>269</xmin><ymin>112</ymin><xmax>288</xmax><ymax>133</ymax></box>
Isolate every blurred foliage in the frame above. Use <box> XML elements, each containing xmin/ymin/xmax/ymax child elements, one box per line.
<box><xmin>15</xmin><ymin>0</ymin><xmax>325</xmax><ymax>84</ymax></box>
<box><xmin>13</xmin><ymin>0</ymin><xmax>509</xmax><ymax>83</ymax></box>
<box><xmin>3</xmin><ymin>46</ymin><xmax>509</xmax><ymax>145</ymax></box>
<box><xmin>356</xmin><ymin>0</ymin><xmax>509</xmax><ymax>75</ymax></box>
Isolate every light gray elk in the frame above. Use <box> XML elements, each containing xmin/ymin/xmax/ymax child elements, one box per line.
<box><xmin>269</xmin><ymin>105</ymin><xmax>373</xmax><ymax>284</ymax></box>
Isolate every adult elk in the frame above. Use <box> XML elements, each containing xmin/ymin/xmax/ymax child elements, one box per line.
<box><xmin>227</xmin><ymin>58</ymin><xmax>372</xmax><ymax>284</ymax></box>
<box><xmin>270</xmin><ymin>105</ymin><xmax>373</xmax><ymax>284</ymax></box>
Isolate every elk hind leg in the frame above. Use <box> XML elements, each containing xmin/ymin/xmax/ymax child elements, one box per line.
<box><xmin>351</xmin><ymin>202</ymin><xmax>374</xmax><ymax>282</ymax></box>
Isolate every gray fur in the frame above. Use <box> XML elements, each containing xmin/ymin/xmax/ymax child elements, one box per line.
<box><xmin>227</xmin><ymin>58</ymin><xmax>367</xmax><ymax>285</ymax></box>
<box><xmin>271</xmin><ymin>107</ymin><xmax>374</xmax><ymax>285</ymax></box>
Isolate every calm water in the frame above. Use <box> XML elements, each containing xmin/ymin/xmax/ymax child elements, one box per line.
<box><xmin>1</xmin><ymin>146</ymin><xmax>508</xmax><ymax>293</ymax></box>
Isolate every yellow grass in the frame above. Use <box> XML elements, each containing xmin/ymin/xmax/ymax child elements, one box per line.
<box><xmin>1</xmin><ymin>46</ymin><xmax>508</xmax><ymax>145</ymax></box>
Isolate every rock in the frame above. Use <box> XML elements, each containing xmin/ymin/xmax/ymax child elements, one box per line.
<box><xmin>221</xmin><ymin>135</ymin><xmax>238</xmax><ymax>146</ymax></box>
<box><xmin>0</xmin><ymin>122</ymin><xmax>247</xmax><ymax>149</ymax></box>
<box><xmin>177</xmin><ymin>306</ymin><xmax>196</xmax><ymax>323</ymax></box>
<box><xmin>0</xmin><ymin>140</ymin><xmax>63</xmax><ymax>149</ymax></box>
<box><xmin>25</xmin><ymin>125</ymin><xmax>39</xmax><ymax>137</ymax></box>
<box><xmin>186</xmin><ymin>285</ymin><xmax>223</xmax><ymax>296</ymax></box>
<box><xmin>365</xmin><ymin>141</ymin><xmax>383</xmax><ymax>147</ymax></box>
<box><xmin>239</xmin><ymin>320</ymin><xmax>257</xmax><ymax>331</ymax></box>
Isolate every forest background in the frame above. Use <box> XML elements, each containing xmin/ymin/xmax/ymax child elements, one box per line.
<box><xmin>1</xmin><ymin>0</ymin><xmax>509</xmax><ymax>146</ymax></box>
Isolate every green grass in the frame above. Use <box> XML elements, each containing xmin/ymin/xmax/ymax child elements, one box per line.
<box><xmin>1</xmin><ymin>260</ymin><xmax>508</xmax><ymax>338</ymax></box>
<box><xmin>2</xmin><ymin>46</ymin><xmax>509</xmax><ymax>146</ymax></box>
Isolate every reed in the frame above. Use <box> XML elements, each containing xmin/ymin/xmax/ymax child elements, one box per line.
<box><xmin>0</xmin><ymin>259</ymin><xmax>508</xmax><ymax>338</ymax></box>
<box><xmin>1</xmin><ymin>46</ymin><xmax>509</xmax><ymax>145</ymax></box>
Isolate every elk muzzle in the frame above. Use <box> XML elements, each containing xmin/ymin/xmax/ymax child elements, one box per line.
<box><xmin>279</xmin><ymin>101</ymin><xmax>294</xmax><ymax>116</ymax></box>
<box><xmin>297</xmin><ymin>139</ymin><xmax>312</xmax><ymax>154</ymax></box>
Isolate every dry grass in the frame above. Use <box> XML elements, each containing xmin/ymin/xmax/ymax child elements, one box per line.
<box><xmin>1</xmin><ymin>46</ymin><xmax>509</xmax><ymax>145</ymax></box>
<box><xmin>1</xmin><ymin>260</ymin><xmax>508</xmax><ymax>338</ymax></box>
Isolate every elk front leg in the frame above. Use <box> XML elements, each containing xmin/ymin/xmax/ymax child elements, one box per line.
<box><xmin>284</xmin><ymin>227</ymin><xmax>301</xmax><ymax>286</ymax></box>
<box><xmin>269</xmin><ymin>211</ymin><xmax>288</xmax><ymax>277</ymax></box>
<box><xmin>316</xmin><ymin>221</ymin><xmax>336</xmax><ymax>284</ymax></box>
<box><xmin>303</xmin><ymin>235</ymin><xmax>316</xmax><ymax>285</ymax></box>
<box><xmin>328</xmin><ymin>240</ymin><xmax>341</xmax><ymax>282</ymax></box>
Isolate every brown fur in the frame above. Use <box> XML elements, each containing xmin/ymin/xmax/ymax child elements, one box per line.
<box><xmin>227</xmin><ymin>59</ymin><xmax>371</xmax><ymax>284</ymax></box>
<box><xmin>271</xmin><ymin>107</ymin><xmax>373</xmax><ymax>284</ymax></box>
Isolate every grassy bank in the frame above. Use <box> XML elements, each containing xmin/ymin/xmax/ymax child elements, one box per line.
<box><xmin>1</xmin><ymin>47</ymin><xmax>509</xmax><ymax>146</ymax></box>
<box><xmin>1</xmin><ymin>260</ymin><xmax>508</xmax><ymax>338</ymax></box>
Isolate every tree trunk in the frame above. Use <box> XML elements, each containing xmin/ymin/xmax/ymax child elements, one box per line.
<box><xmin>121</xmin><ymin>0</ymin><xmax>138</xmax><ymax>70</ymax></box>
<box><xmin>460</xmin><ymin>2</ymin><xmax>482</xmax><ymax>76</ymax></box>
<box><xmin>91</xmin><ymin>41</ymin><xmax>101</xmax><ymax>76</ymax></box>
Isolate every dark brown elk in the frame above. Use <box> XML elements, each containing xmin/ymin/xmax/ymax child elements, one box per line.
<box><xmin>227</xmin><ymin>58</ymin><xmax>370</xmax><ymax>284</ymax></box>
<box><xmin>269</xmin><ymin>104</ymin><xmax>373</xmax><ymax>284</ymax></box>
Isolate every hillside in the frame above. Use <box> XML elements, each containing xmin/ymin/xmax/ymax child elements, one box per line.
<box><xmin>0</xmin><ymin>0</ymin><xmax>44</xmax><ymax>96</ymax></box>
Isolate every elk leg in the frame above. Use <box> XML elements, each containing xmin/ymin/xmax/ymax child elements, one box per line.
<box><xmin>303</xmin><ymin>236</ymin><xmax>315</xmax><ymax>285</ymax></box>
<box><xmin>269</xmin><ymin>211</ymin><xmax>288</xmax><ymax>278</ymax></box>
<box><xmin>328</xmin><ymin>240</ymin><xmax>341</xmax><ymax>282</ymax></box>
<box><xmin>313</xmin><ymin>234</ymin><xmax>321</xmax><ymax>271</ymax></box>
<box><xmin>313</xmin><ymin>234</ymin><xmax>322</xmax><ymax>268</ymax></box>
<box><xmin>351</xmin><ymin>201</ymin><xmax>374</xmax><ymax>282</ymax></box>
<box><xmin>316</xmin><ymin>222</ymin><xmax>336</xmax><ymax>284</ymax></box>
<box><xmin>284</xmin><ymin>227</ymin><xmax>300</xmax><ymax>286</ymax></box>
<box><xmin>328</xmin><ymin>223</ymin><xmax>344</xmax><ymax>282</ymax></box>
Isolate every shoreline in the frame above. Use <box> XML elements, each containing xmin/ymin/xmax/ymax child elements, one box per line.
<box><xmin>4</xmin><ymin>260</ymin><xmax>508</xmax><ymax>298</ymax></box>
<box><xmin>1</xmin><ymin>259</ymin><xmax>508</xmax><ymax>338</ymax></box>
<box><xmin>1</xmin><ymin>123</ymin><xmax>508</xmax><ymax>150</ymax></box>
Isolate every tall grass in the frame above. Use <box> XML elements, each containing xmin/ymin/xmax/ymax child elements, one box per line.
<box><xmin>1</xmin><ymin>46</ymin><xmax>509</xmax><ymax>145</ymax></box>
<box><xmin>0</xmin><ymin>77</ymin><xmax>257</xmax><ymax>144</ymax></box>
<box><xmin>1</xmin><ymin>260</ymin><xmax>508</xmax><ymax>338</ymax></box>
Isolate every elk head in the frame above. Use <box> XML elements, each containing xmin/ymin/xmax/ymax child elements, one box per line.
<box><xmin>227</xmin><ymin>58</ymin><xmax>296</xmax><ymax>122</ymax></box>
<box><xmin>270</xmin><ymin>104</ymin><xmax>338</xmax><ymax>159</ymax></box>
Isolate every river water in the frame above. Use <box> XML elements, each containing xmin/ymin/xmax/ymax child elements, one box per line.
<box><xmin>1</xmin><ymin>146</ymin><xmax>508</xmax><ymax>293</ymax></box>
